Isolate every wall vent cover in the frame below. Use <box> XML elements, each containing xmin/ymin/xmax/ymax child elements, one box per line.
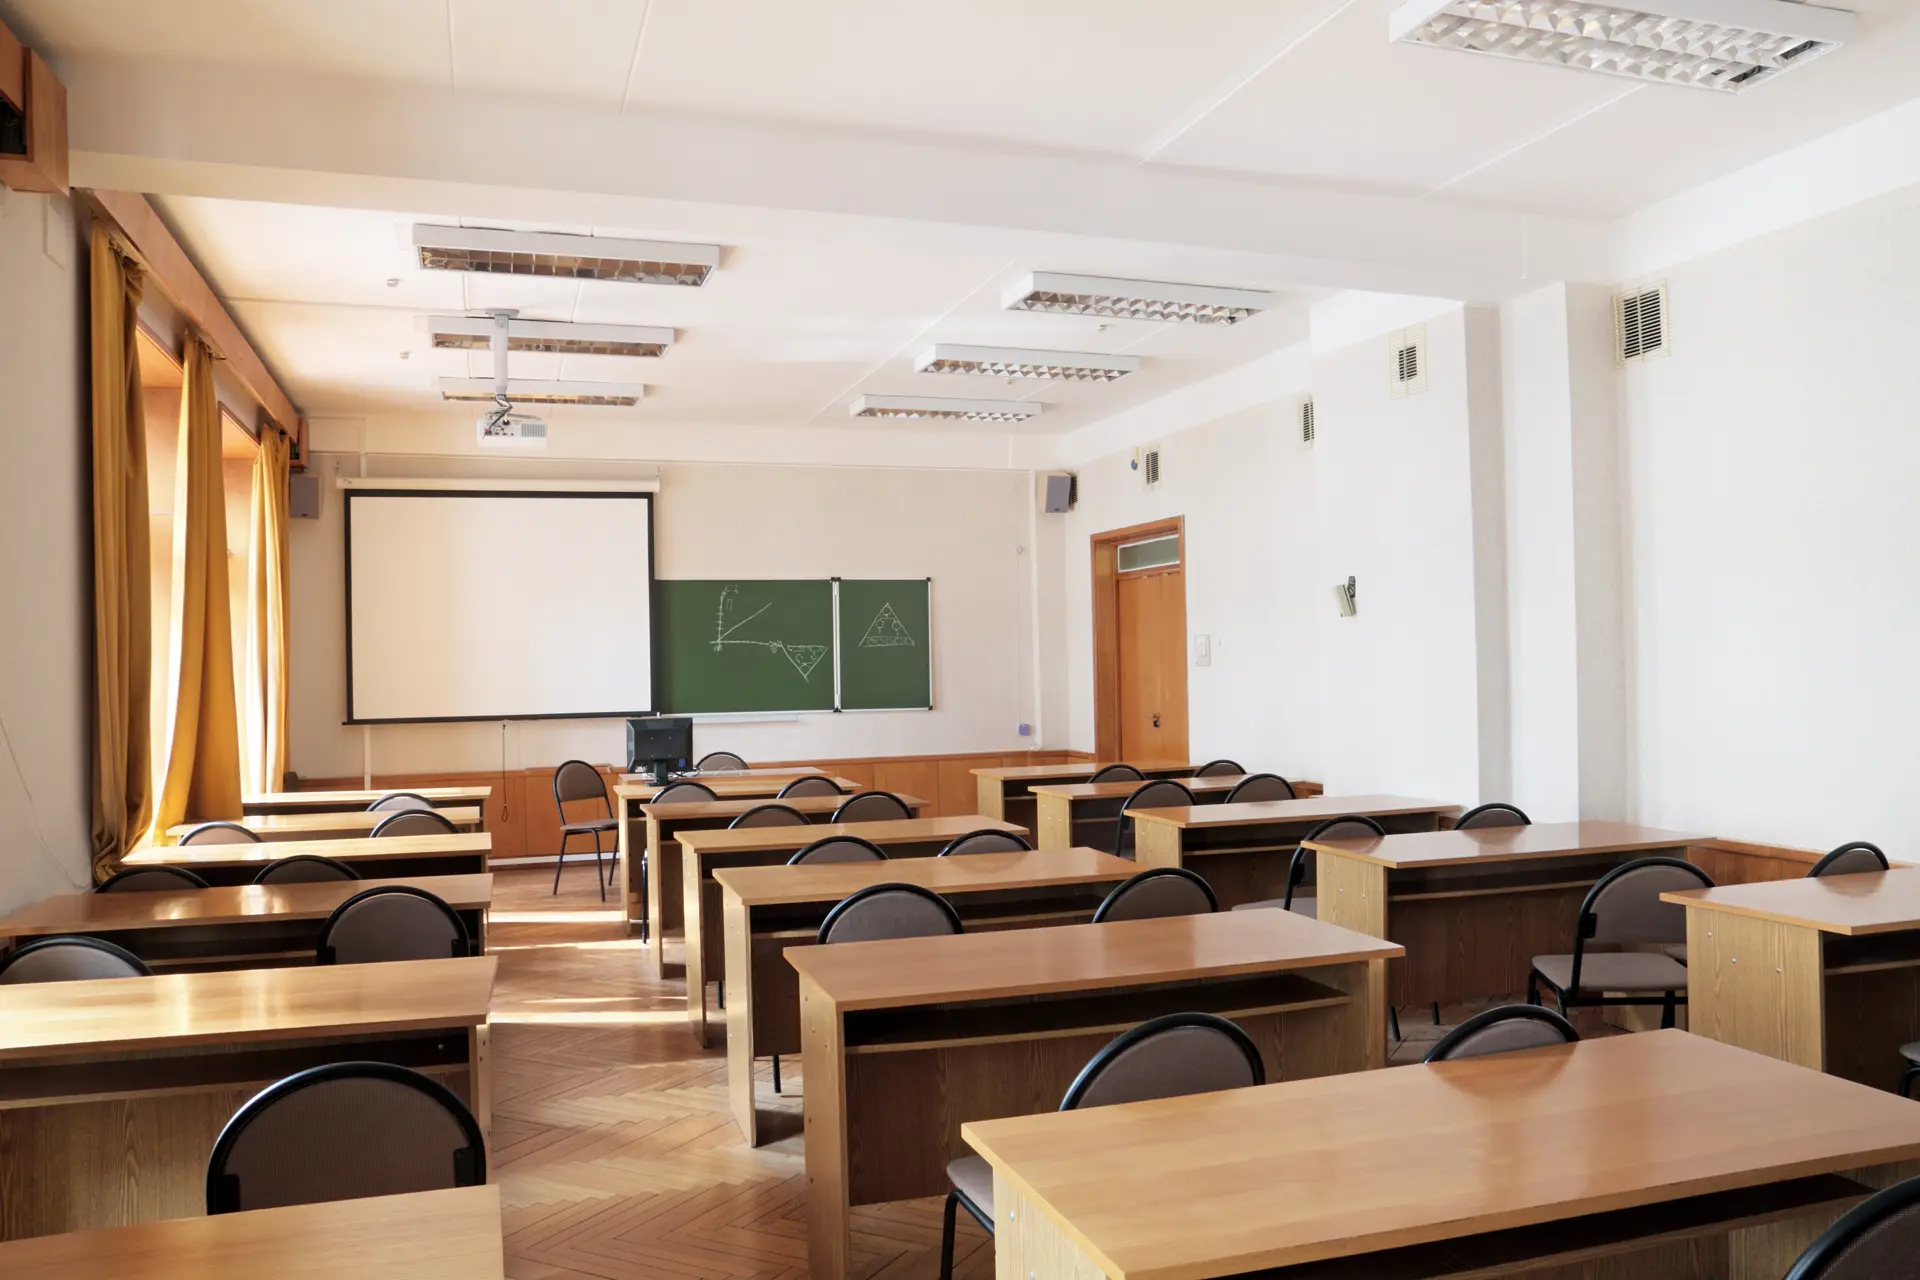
<box><xmin>1142</xmin><ymin>444</ymin><xmax>1162</xmax><ymax>488</ymax></box>
<box><xmin>1300</xmin><ymin>399</ymin><xmax>1316</xmax><ymax>445</ymax></box>
<box><xmin>1616</xmin><ymin>283</ymin><xmax>1668</xmax><ymax>364</ymax></box>
<box><xmin>1388</xmin><ymin>325</ymin><xmax>1429</xmax><ymax>398</ymax></box>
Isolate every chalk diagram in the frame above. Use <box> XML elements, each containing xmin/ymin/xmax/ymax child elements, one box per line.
<box><xmin>710</xmin><ymin>585</ymin><xmax>827</xmax><ymax>681</ymax></box>
<box><xmin>857</xmin><ymin>602</ymin><xmax>916</xmax><ymax>649</ymax></box>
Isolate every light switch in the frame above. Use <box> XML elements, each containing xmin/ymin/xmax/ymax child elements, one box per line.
<box><xmin>1192</xmin><ymin>634</ymin><xmax>1212</xmax><ymax>667</ymax></box>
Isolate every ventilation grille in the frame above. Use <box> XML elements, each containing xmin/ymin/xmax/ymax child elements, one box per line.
<box><xmin>1388</xmin><ymin>325</ymin><xmax>1428</xmax><ymax>398</ymax></box>
<box><xmin>1143</xmin><ymin>445</ymin><xmax>1162</xmax><ymax>488</ymax></box>
<box><xmin>1300</xmin><ymin>399</ymin><xmax>1316</xmax><ymax>445</ymax></box>
<box><xmin>1616</xmin><ymin>283</ymin><xmax>1668</xmax><ymax>364</ymax></box>
<box><xmin>1396</xmin><ymin>344</ymin><xmax>1419</xmax><ymax>383</ymax></box>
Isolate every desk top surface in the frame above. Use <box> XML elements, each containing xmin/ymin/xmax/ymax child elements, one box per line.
<box><xmin>125</xmin><ymin>831</ymin><xmax>491</xmax><ymax>869</ymax></box>
<box><xmin>617</xmin><ymin>764</ymin><xmax>828</xmax><ymax>782</ymax></box>
<box><xmin>716</xmin><ymin>847</ymin><xmax>1135</xmax><ymax>907</ymax></box>
<box><xmin>0</xmin><ymin>873</ymin><xmax>494</xmax><ymax>938</ymax></box>
<box><xmin>0</xmin><ymin>955</ymin><xmax>496</xmax><ymax>1061</ymax></box>
<box><xmin>242</xmin><ymin>786</ymin><xmax>492</xmax><ymax>811</ymax></box>
<box><xmin>614</xmin><ymin>774</ymin><xmax>859</xmax><ymax>801</ymax></box>
<box><xmin>1665</xmin><ymin>867</ymin><xmax>1920</xmax><ymax>935</ymax></box>
<box><xmin>972</xmin><ymin>760</ymin><xmax>1190</xmax><ymax>783</ymax></box>
<box><xmin>0</xmin><ymin>1185</ymin><xmax>504</xmax><ymax>1279</ymax></box>
<box><xmin>1029</xmin><ymin>775</ymin><xmax>1247</xmax><ymax>802</ymax></box>
<box><xmin>962</xmin><ymin>1030</ymin><xmax>1920</xmax><ymax>1280</ymax></box>
<box><xmin>786</xmin><ymin>907</ymin><xmax>1402</xmax><ymax>1011</ymax></box>
<box><xmin>1127</xmin><ymin>794</ymin><xmax>1461</xmax><ymax>830</ymax></box>
<box><xmin>165</xmin><ymin>807</ymin><xmax>482</xmax><ymax>839</ymax></box>
<box><xmin>1308</xmin><ymin>821</ymin><xmax>1704</xmax><ymax>869</ymax></box>
<box><xmin>641</xmin><ymin>793</ymin><xmax>928</xmax><ymax>823</ymax></box>
<box><xmin>677</xmin><ymin>814</ymin><xmax>1025</xmax><ymax>856</ymax></box>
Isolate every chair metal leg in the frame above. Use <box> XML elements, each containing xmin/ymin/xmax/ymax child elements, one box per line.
<box><xmin>1388</xmin><ymin>1006</ymin><xmax>1401</xmax><ymax>1042</ymax></box>
<box><xmin>1526</xmin><ymin>972</ymin><xmax>1538</xmax><ymax>1006</ymax></box>
<box><xmin>1432</xmin><ymin>1001</ymin><xmax>1442</xmax><ymax>1026</ymax></box>
<box><xmin>552</xmin><ymin>834</ymin><xmax>568</xmax><ymax>895</ymax></box>
<box><xmin>592</xmin><ymin>832</ymin><xmax>607</xmax><ymax>903</ymax></box>
<box><xmin>1660</xmin><ymin>992</ymin><xmax>1676</xmax><ymax>1030</ymax></box>
<box><xmin>772</xmin><ymin>1054</ymin><xmax>781</xmax><ymax>1094</ymax></box>
<box><xmin>716</xmin><ymin>980</ymin><xmax>724</xmax><ymax>1010</ymax></box>
<box><xmin>1902</xmin><ymin>1065</ymin><xmax>1920</xmax><ymax>1099</ymax></box>
<box><xmin>939</xmin><ymin>1191</ymin><xmax>960</xmax><ymax>1280</ymax></box>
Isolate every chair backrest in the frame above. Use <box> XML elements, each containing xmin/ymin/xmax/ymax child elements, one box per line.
<box><xmin>552</xmin><ymin>760</ymin><xmax>609</xmax><ymax>808</ymax></box>
<box><xmin>1192</xmin><ymin>759</ymin><xmax>1244</xmax><ymax>778</ymax></box>
<box><xmin>817</xmin><ymin>883</ymin><xmax>963</xmax><ymax>944</ymax></box>
<box><xmin>1088</xmin><ymin>763</ymin><xmax>1145</xmax><ymax>784</ymax></box>
<box><xmin>776</xmin><ymin>775</ymin><xmax>843</xmax><ymax>799</ymax></box>
<box><xmin>694</xmin><ymin>751</ymin><xmax>749</xmax><ymax>773</ymax></box>
<box><xmin>1579</xmin><ymin>856</ymin><xmax>1714</xmax><ymax>947</ymax></box>
<box><xmin>730</xmin><ymin>803</ymin><xmax>809</xmax><ymax>829</ymax></box>
<box><xmin>371</xmin><ymin>809</ymin><xmax>458</xmax><ymax>838</ymax></box>
<box><xmin>316</xmin><ymin>887</ymin><xmax>471</xmax><ymax>964</ymax></box>
<box><xmin>1224</xmin><ymin>773</ymin><xmax>1296</xmax><ymax>804</ymax></box>
<box><xmin>1455</xmin><ymin>802</ymin><xmax>1532</xmax><ymax>831</ymax></box>
<box><xmin>788</xmin><ymin>835</ymin><xmax>888</xmax><ymax>866</ymax></box>
<box><xmin>367</xmin><ymin>791</ymin><xmax>435</xmax><ymax>814</ymax></box>
<box><xmin>96</xmin><ymin>865</ymin><xmax>212</xmax><ymax>893</ymax></box>
<box><xmin>0</xmin><ymin>936</ymin><xmax>152</xmax><ymax>984</ymax></box>
<box><xmin>179</xmin><ymin>821</ymin><xmax>263</xmax><ymax>846</ymax></box>
<box><xmin>831</xmin><ymin>791</ymin><xmax>914</xmax><ymax>823</ymax></box>
<box><xmin>649</xmin><ymin>780</ymin><xmax>718</xmax><ymax>805</ymax></box>
<box><xmin>1114</xmin><ymin>780</ymin><xmax>1197</xmax><ymax>857</ymax></box>
<box><xmin>1423</xmin><ymin>1004</ymin><xmax>1579</xmax><ymax>1063</ymax></box>
<box><xmin>1809</xmin><ymin>841</ymin><xmax>1890</xmax><ymax>878</ymax></box>
<box><xmin>939</xmin><ymin>829</ymin><xmax>1032</xmax><ymax>856</ymax></box>
<box><xmin>1285</xmin><ymin>815</ymin><xmax>1388</xmax><ymax>908</ymax></box>
<box><xmin>1060</xmin><ymin>1012</ymin><xmax>1264</xmax><ymax>1111</ymax></box>
<box><xmin>1092</xmin><ymin>868</ymin><xmax>1218</xmax><ymax>923</ymax></box>
<box><xmin>1784</xmin><ymin>1172</ymin><xmax>1920</xmax><ymax>1280</ymax></box>
<box><xmin>206</xmin><ymin>1062</ymin><xmax>486</xmax><ymax>1214</ymax></box>
<box><xmin>252</xmin><ymin>854</ymin><xmax>362</xmax><ymax>886</ymax></box>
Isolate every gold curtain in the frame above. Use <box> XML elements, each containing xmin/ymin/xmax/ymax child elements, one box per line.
<box><xmin>242</xmin><ymin>427</ymin><xmax>291</xmax><ymax>795</ymax></box>
<box><xmin>153</xmin><ymin>335</ymin><xmax>244</xmax><ymax>836</ymax></box>
<box><xmin>87</xmin><ymin>226</ymin><xmax>154</xmax><ymax>879</ymax></box>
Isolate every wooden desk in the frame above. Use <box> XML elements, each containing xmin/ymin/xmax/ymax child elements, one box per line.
<box><xmin>1669</xmin><ymin>868</ymin><xmax>1920</xmax><ymax>1092</ymax></box>
<box><xmin>241</xmin><ymin>786</ymin><xmax>492</xmax><ymax>817</ymax></box>
<box><xmin>1309</xmin><ymin>821</ymin><xmax>1702</xmax><ymax>1008</ymax></box>
<box><xmin>1030</xmin><ymin>775</ymin><xmax>1325</xmax><ymax>851</ymax></box>
<box><xmin>789</xmin><ymin>909</ymin><xmax>1400</xmax><ymax>1279</ymax></box>
<box><xmin>616</xmin><ymin>764</ymin><xmax>832</xmax><ymax>784</ymax></box>
<box><xmin>635</xmin><ymin>791</ymin><xmax>929</xmax><ymax>962</ymax></box>
<box><xmin>0</xmin><ymin>874</ymin><xmax>494</xmax><ymax>970</ymax></box>
<box><xmin>0</xmin><ymin>956</ymin><xmax>495</xmax><ymax>1241</ymax></box>
<box><xmin>972</xmin><ymin>760</ymin><xmax>1193</xmax><ymax>829</ymax></box>
<box><xmin>715</xmin><ymin>847</ymin><xmax>1138</xmax><ymax>1143</ymax></box>
<box><xmin>123</xmin><ymin>832</ymin><xmax>492</xmax><ymax>886</ymax></box>
<box><xmin>963</xmin><ymin>1030</ymin><xmax>1920</xmax><ymax>1280</ymax></box>
<box><xmin>674</xmin><ymin>815</ymin><xmax>1025</xmax><ymax>1045</ymax></box>
<box><xmin>1128</xmin><ymin>795</ymin><xmax>1461</xmax><ymax>909</ymax></box>
<box><xmin>0</xmin><ymin>1185</ymin><xmax>505</xmax><ymax>1279</ymax></box>
<box><xmin>163</xmin><ymin>806</ymin><xmax>483</xmax><ymax>844</ymax></box>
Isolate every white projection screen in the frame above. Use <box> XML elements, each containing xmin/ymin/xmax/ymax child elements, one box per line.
<box><xmin>345</xmin><ymin>485</ymin><xmax>654</xmax><ymax>722</ymax></box>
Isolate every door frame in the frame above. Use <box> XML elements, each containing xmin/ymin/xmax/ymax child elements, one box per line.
<box><xmin>1090</xmin><ymin>516</ymin><xmax>1186</xmax><ymax>762</ymax></box>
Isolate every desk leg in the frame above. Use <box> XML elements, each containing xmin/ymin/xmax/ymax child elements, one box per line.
<box><xmin>977</xmin><ymin>777</ymin><xmax>1006</xmax><ymax>822</ymax></box>
<box><xmin>801</xmin><ymin>976</ymin><xmax>852</xmax><ymax>1280</ymax></box>
<box><xmin>1132</xmin><ymin>821</ymin><xmax>1182</xmax><ymax>871</ymax></box>
<box><xmin>620</xmin><ymin>803</ymin><xmax>641</xmax><ymax>939</ymax></box>
<box><xmin>685</xmin><ymin>847</ymin><xmax>711</xmax><ymax>1047</ymax></box>
<box><xmin>993</xmin><ymin>1176</ymin><xmax>1107</xmax><ymax>1280</ymax></box>
<box><xmin>724</xmin><ymin>896</ymin><xmax>758</xmax><ymax>1144</ymax></box>
<box><xmin>1686</xmin><ymin>907</ymin><xmax>1825</xmax><ymax>1072</ymax></box>
<box><xmin>1036</xmin><ymin>793</ymin><xmax>1073</xmax><ymax>851</ymax></box>
<box><xmin>469</xmin><ymin>1023</ymin><xmax>493</xmax><ymax>1147</ymax></box>
<box><xmin>1316</xmin><ymin>851</ymin><xmax>1388</xmax><ymax>938</ymax></box>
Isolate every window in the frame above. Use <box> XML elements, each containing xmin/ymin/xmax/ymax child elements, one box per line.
<box><xmin>1116</xmin><ymin>534</ymin><xmax>1180</xmax><ymax>574</ymax></box>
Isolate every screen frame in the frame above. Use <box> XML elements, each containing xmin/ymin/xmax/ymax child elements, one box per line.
<box><xmin>342</xmin><ymin>486</ymin><xmax>658</xmax><ymax>725</ymax></box>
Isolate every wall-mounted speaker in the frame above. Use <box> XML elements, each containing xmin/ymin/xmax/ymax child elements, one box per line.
<box><xmin>288</xmin><ymin>472</ymin><xmax>322</xmax><ymax>520</ymax></box>
<box><xmin>1042</xmin><ymin>472</ymin><xmax>1076</xmax><ymax>513</ymax></box>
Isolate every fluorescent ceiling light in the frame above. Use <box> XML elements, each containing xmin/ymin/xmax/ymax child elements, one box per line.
<box><xmin>852</xmin><ymin>395</ymin><xmax>1040</xmax><ymax>423</ymax></box>
<box><xmin>426</xmin><ymin>316</ymin><xmax>674</xmax><ymax>358</ymax></box>
<box><xmin>1387</xmin><ymin>0</ymin><xmax>1853</xmax><ymax>92</ymax></box>
<box><xmin>439</xmin><ymin>378</ymin><xmax>645</xmax><ymax>407</ymax></box>
<box><xmin>1004</xmin><ymin>272</ymin><xmax>1273</xmax><ymax>326</ymax></box>
<box><xmin>914</xmin><ymin>344</ymin><xmax>1140</xmax><ymax>382</ymax></box>
<box><xmin>412</xmin><ymin>225</ymin><xmax>719</xmax><ymax>286</ymax></box>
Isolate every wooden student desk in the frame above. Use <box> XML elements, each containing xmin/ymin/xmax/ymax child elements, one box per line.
<box><xmin>0</xmin><ymin>1185</ymin><xmax>506</xmax><ymax>1279</ymax></box>
<box><xmin>1667</xmin><ymin>868</ymin><xmax>1920</xmax><ymax>1092</ymax></box>
<box><xmin>972</xmin><ymin>760</ymin><xmax>1193</xmax><ymax>829</ymax></box>
<box><xmin>1029</xmin><ymin>775</ymin><xmax>1325</xmax><ymax>851</ymax></box>
<box><xmin>240</xmin><ymin>786</ymin><xmax>492</xmax><ymax>817</ymax></box>
<box><xmin>714</xmin><ymin>847</ymin><xmax>1138</xmax><ymax>1144</ymax></box>
<box><xmin>789</xmin><ymin>908</ymin><xmax>1401</xmax><ymax>1280</ymax></box>
<box><xmin>0</xmin><ymin>874</ymin><xmax>494</xmax><ymax>971</ymax></box>
<box><xmin>123</xmin><ymin>832</ymin><xmax>493</xmax><ymax>887</ymax></box>
<box><xmin>1128</xmin><ymin>795</ymin><xmax>1461</xmax><ymax>909</ymax></box>
<box><xmin>671</xmin><ymin>814</ymin><xmax>1026</xmax><ymax>1044</ymax></box>
<box><xmin>1309</xmin><ymin>821</ymin><xmax>1702</xmax><ymax>1009</ymax></box>
<box><xmin>163</xmin><ymin>806</ymin><xmax>484</xmax><ymax>844</ymax></box>
<box><xmin>0</xmin><ymin>956</ymin><xmax>496</xmax><ymax>1241</ymax></box>
<box><xmin>964</xmin><ymin>1030</ymin><xmax>1920</xmax><ymax>1280</ymax></box>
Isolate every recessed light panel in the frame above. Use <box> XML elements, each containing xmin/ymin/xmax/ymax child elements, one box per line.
<box><xmin>852</xmin><ymin>395</ymin><xmax>1040</xmax><ymax>422</ymax></box>
<box><xmin>439</xmin><ymin>378</ymin><xmax>645</xmax><ymax>407</ymax></box>
<box><xmin>914</xmin><ymin>344</ymin><xmax>1140</xmax><ymax>381</ymax></box>
<box><xmin>1004</xmin><ymin>272</ymin><xmax>1273</xmax><ymax>326</ymax></box>
<box><xmin>428</xmin><ymin>316</ymin><xmax>674</xmax><ymax>358</ymax></box>
<box><xmin>413</xmin><ymin>225</ymin><xmax>720</xmax><ymax>286</ymax></box>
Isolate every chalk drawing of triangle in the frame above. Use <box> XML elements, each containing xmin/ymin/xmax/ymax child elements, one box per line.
<box><xmin>858</xmin><ymin>603</ymin><xmax>915</xmax><ymax>648</ymax></box>
<box><xmin>781</xmin><ymin>643</ymin><xmax>828</xmax><ymax>680</ymax></box>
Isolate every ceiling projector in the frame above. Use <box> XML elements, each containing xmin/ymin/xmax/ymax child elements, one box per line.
<box><xmin>477</xmin><ymin>405</ymin><xmax>547</xmax><ymax>448</ymax></box>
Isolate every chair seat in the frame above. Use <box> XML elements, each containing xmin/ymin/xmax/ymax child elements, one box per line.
<box><xmin>562</xmin><ymin>817</ymin><xmax>619</xmax><ymax>835</ymax></box>
<box><xmin>1663</xmin><ymin>943</ymin><xmax>1687</xmax><ymax>965</ymax></box>
<box><xmin>947</xmin><ymin>1155</ymin><xmax>994</xmax><ymax>1218</ymax></box>
<box><xmin>1531</xmin><ymin>951</ymin><xmax>1689</xmax><ymax>995</ymax></box>
<box><xmin>1900</xmin><ymin>1041</ymin><xmax>1920</xmax><ymax>1067</ymax></box>
<box><xmin>1230</xmin><ymin>896</ymin><xmax>1315</xmax><ymax>919</ymax></box>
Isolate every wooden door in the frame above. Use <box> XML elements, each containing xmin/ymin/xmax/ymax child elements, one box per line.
<box><xmin>1115</xmin><ymin>567</ymin><xmax>1188</xmax><ymax>759</ymax></box>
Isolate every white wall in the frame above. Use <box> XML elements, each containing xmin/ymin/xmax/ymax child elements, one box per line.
<box><xmin>0</xmin><ymin>190</ymin><xmax>91</xmax><ymax>910</ymax></box>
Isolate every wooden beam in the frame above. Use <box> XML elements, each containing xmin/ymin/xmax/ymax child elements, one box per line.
<box><xmin>87</xmin><ymin>189</ymin><xmax>300</xmax><ymax>439</ymax></box>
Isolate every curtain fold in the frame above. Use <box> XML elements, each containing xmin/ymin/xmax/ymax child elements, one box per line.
<box><xmin>153</xmin><ymin>335</ymin><xmax>244</xmax><ymax>837</ymax></box>
<box><xmin>88</xmin><ymin>225</ymin><xmax>154</xmax><ymax>879</ymax></box>
<box><xmin>243</xmin><ymin>427</ymin><xmax>291</xmax><ymax>795</ymax></box>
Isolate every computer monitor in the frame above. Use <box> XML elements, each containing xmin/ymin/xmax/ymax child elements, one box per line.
<box><xmin>626</xmin><ymin>716</ymin><xmax>693</xmax><ymax>784</ymax></box>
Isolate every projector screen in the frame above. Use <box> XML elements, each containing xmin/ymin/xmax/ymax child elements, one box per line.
<box><xmin>345</xmin><ymin>486</ymin><xmax>654</xmax><ymax>723</ymax></box>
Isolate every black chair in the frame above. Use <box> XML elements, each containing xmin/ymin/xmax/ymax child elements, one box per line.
<box><xmin>367</xmin><ymin>792</ymin><xmax>434</xmax><ymax>814</ymax></box>
<box><xmin>1092</xmin><ymin>867</ymin><xmax>1217</xmax><ymax>923</ymax></box>
<box><xmin>97</xmin><ymin>865</ymin><xmax>212</xmax><ymax>893</ymax></box>
<box><xmin>789</xmin><ymin>835</ymin><xmax>888</xmax><ymax>866</ymax></box>
<box><xmin>1224</xmin><ymin>773</ymin><xmax>1295</xmax><ymax>803</ymax></box>
<box><xmin>694</xmin><ymin>751</ymin><xmax>750</xmax><ymax>773</ymax></box>
<box><xmin>1423</xmin><ymin>1004</ymin><xmax>1578</xmax><ymax>1063</ymax></box>
<box><xmin>206</xmin><ymin>1062</ymin><xmax>486</xmax><ymax>1213</ymax></box>
<box><xmin>1783</xmin><ymin>1171</ymin><xmax>1920</xmax><ymax>1279</ymax></box>
<box><xmin>252</xmin><ymin>854</ymin><xmax>361</xmax><ymax>885</ymax></box>
<box><xmin>1455</xmin><ymin>802</ymin><xmax>1531</xmax><ymax>830</ymax></box>
<box><xmin>178</xmin><ymin>821</ymin><xmax>263</xmax><ymax>846</ymax></box>
<box><xmin>940</xmin><ymin>1012</ymin><xmax>1263</xmax><ymax>1280</ymax></box>
<box><xmin>777</xmin><ymin>775</ymin><xmax>844</xmax><ymax>799</ymax></box>
<box><xmin>1528</xmin><ymin>856</ymin><xmax>1712</xmax><ymax>1028</ymax></box>
<box><xmin>1233</xmin><ymin>815</ymin><xmax>1388</xmax><ymax>920</ymax></box>
<box><xmin>1898</xmin><ymin>1044</ymin><xmax>1920</xmax><ymax>1100</ymax></box>
<box><xmin>651</xmin><ymin>781</ymin><xmax>718</xmax><ymax>804</ymax></box>
<box><xmin>730</xmin><ymin>803</ymin><xmax>808</xmax><ymax>829</ymax></box>
<box><xmin>316</xmin><ymin>886</ymin><xmax>471</xmax><ymax>964</ymax></box>
<box><xmin>0</xmin><ymin>935</ymin><xmax>152</xmax><ymax>983</ymax></box>
<box><xmin>1087</xmin><ymin>763</ymin><xmax>1145</xmax><ymax>784</ymax></box>
<box><xmin>1810</xmin><ymin>841</ymin><xmax>1890</xmax><ymax>878</ymax></box>
<box><xmin>1113</xmin><ymin>780</ymin><xmax>1195</xmax><ymax>858</ymax></box>
<box><xmin>938</xmin><ymin>829</ymin><xmax>1032</xmax><ymax>856</ymax></box>
<box><xmin>817</xmin><ymin>883</ymin><xmax>961</xmax><ymax>944</ymax></box>
<box><xmin>1192</xmin><ymin>759</ymin><xmax>1244</xmax><ymax>778</ymax></box>
<box><xmin>552</xmin><ymin>760</ymin><xmax>620</xmax><ymax>901</ymax></box>
<box><xmin>371</xmin><ymin>809</ymin><xmax>458</xmax><ymax>838</ymax></box>
<box><xmin>830</xmin><ymin>791</ymin><xmax>914</xmax><ymax>823</ymax></box>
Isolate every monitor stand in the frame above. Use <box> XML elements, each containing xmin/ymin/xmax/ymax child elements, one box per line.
<box><xmin>647</xmin><ymin>758</ymin><xmax>674</xmax><ymax>785</ymax></box>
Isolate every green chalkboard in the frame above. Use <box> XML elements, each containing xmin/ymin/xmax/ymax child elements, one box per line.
<box><xmin>837</xmin><ymin>579</ymin><xmax>933</xmax><ymax>710</ymax></box>
<box><xmin>655</xmin><ymin>580</ymin><xmax>835</xmax><ymax>713</ymax></box>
